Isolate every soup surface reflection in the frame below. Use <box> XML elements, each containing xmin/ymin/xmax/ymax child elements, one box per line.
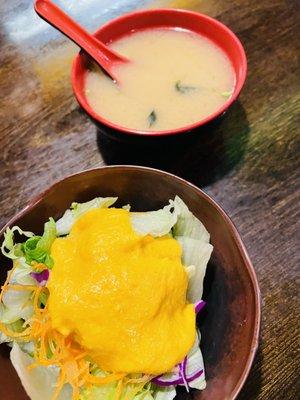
<box><xmin>85</xmin><ymin>28</ymin><xmax>235</xmax><ymax>131</ymax></box>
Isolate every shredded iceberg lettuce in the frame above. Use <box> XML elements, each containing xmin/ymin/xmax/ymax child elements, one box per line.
<box><xmin>56</xmin><ymin>197</ymin><xmax>118</xmax><ymax>235</ymax></box>
<box><xmin>185</xmin><ymin>333</ymin><xmax>206</xmax><ymax>390</ymax></box>
<box><xmin>1</xmin><ymin>226</ymin><xmax>33</xmax><ymax>260</ymax></box>
<box><xmin>153</xmin><ymin>386</ymin><xmax>176</xmax><ymax>400</ymax></box>
<box><xmin>1</xmin><ymin>219</ymin><xmax>57</xmax><ymax>269</ymax></box>
<box><xmin>10</xmin><ymin>343</ymin><xmax>72</xmax><ymax>400</ymax></box>
<box><xmin>0</xmin><ymin>331</ymin><xmax>9</xmax><ymax>344</ymax></box>
<box><xmin>72</xmin><ymin>197</ymin><xmax>118</xmax><ymax>219</ymax></box>
<box><xmin>1</xmin><ymin>195</ymin><xmax>212</xmax><ymax>400</ymax></box>
<box><xmin>0</xmin><ymin>230</ymin><xmax>48</xmax><ymax>331</ymax></box>
<box><xmin>21</xmin><ymin>218</ymin><xmax>56</xmax><ymax>268</ymax></box>
<box><xmin>0</xmin><ymin>257</ymin><xmax>35</xmax><ymax>327</ymax></box>
<box><xmin>130</xmin><ymin>201</ymin><xmax>178</xmax><ymax>237</ymax></box>
<box><xmin>177</xmin><ymin>237</ymin><xmax>213</xmax><ymax>302</ymax></box>
<box><xmin>10</xmin><ymin>257</ymin><xmax>36</xmax><ymax>286</ymax></box>
<box><xmin>172</xmin><ymin>196</ymin><xmax>210</xmax><ymax>242</ymax></box>
<box><xmin>36</xmin><ymin>218</ymin><xmax>56</xmax><ymax>253</ymax></box>
<box><xmin>172</xmin><ymin>196</ymin><xmax>213</xmax><ymax>302</ymax></box>
<box><xmin>55</xmin><ymin>209</ymin><xmax>74</xmax><ymax>236</ymax></box>
<box><xmin>0</xmin><ymin>295</ymin><xmax>33</xmax><ymax>325</ymax></box>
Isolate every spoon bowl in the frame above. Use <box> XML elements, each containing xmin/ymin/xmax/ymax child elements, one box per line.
<box><xmin>34</xmin><ymin>0</ymin><xmax>129</xmax><ymax>81</ymax></box>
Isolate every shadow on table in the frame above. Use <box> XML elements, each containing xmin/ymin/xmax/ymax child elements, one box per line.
<box><xmin>96</xmin><ymin>101</ymin><xmax>250</xmax><ymax>188</ymax></box>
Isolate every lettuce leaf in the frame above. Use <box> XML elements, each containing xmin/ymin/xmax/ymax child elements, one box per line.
<box><xmin>0</xmin><ymin>331</ymin><xmax>9</xmax><ymax>344</ymax></box>
<box><xmin>21</xmin><ymin>218</ymin><xmax>56</xmax><ymax>268</ymax></box>
<box><xmin>56</xmin><ymin>197</ymin><xmax>118</xmax><ymax>235</ymax></box>
<box><xmin>0</xmin><ymin>258</ymin><xmax>35</xmax><ymax>325</ymax></box>
<box><xmin>176</xmin><ymin>237</ymin><xmax>213</xmax><ymax>302</ymax></box>
<box><xmin>172</xmin><ymin>196</ymin><xmax>213</xmax><ymax>302</ymax></box>
<box><xmin>1</xmin><ymin>226</ymin><xmax>33</xmax><ymax>260</ymax></box>
<box><xmin>55</xmin><ymin>209</ymin><xmax>74</xmax><ymax>236</ymax></box>
<box><xmin>153</xmin><ymin>387</ymin><xmax>176</xmax><ymax>400</ymax></box>
<box><xmin>0</xmin><ymin>319</ymin><xmax>26</xmax><ymax>344</ymax></box>
<box><xmin>186</xmin><ymin>332</ymin><xmax>206</xmax><ymax>390</ymax></box>
<box><xmin>10</xmin><ymin>344</ymin><xmax>72</xmax><ymax>400</ymax></box>
<box><xmin>10</xmin><ymin>257</ymin><xmax>35</xmax><ymax>285</ymax></box>
<box><xmin>0</xmin><ymin>295</ymin><xmax>33</xmax><ymax>324</ymax></box>
<box><xmin>72</xmin><ymin>197</ymin><xmax>118</xmax><ymax>219</ymax></box>
<box><xmin>36</xmin><ymin>218</ymin><xmax>56</xmax><ymax>252</ymax></box>
<box><xmin>19</xmin><ymin>340</ymin><xmax>35</xmax><ymax>357</ymax></box>
<box><xmin>172</xmin><ymin>196</ymin><xmax>210</xmax><ymax>242</ymax></box>
<box><xmin>131</xmin><ymin>201</ymin><xmax>178</xmax><ymax>237</ymax></box>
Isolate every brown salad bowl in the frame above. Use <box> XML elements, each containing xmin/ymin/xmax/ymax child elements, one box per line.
<box><xmin>0</xmin><ymin>166</ymin><xmax>260</xmax><ymax>400</ymax></box>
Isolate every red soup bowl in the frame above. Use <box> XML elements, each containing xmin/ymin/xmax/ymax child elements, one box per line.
<box><xmin>72</xmin><ymin>8</ymin><xmax>247</xmax><ymax>138</ymax></box>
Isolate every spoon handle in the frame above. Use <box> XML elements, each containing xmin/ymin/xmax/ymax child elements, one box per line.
<box><xmin>34</xmin><ymin>0</ymin><xmax>126</xmax><ymax>75</ymax></box>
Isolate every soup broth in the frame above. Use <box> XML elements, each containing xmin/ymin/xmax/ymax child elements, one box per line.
<box><xmin>85</xmin><ymin>28</ymin><xmax>235</xmax><ymax>131</ymax></box>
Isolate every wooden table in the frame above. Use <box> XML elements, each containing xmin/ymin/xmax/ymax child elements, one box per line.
<box><xmin>0</xmin><ymin>0</ymin><xmax>299</xmax><ymax>399</ymax></box>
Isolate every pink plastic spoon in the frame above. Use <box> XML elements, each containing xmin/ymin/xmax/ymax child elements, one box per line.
<box><xmin>34</xmin><ymin>0</ymin><xmax>129</xmax><ymax>82</ymax></box>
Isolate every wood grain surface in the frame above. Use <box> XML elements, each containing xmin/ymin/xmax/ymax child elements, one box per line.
<box><xmin>0</xmin><ymin>0</ymin><xmax>299</xmax><ymax>399</ymax></box>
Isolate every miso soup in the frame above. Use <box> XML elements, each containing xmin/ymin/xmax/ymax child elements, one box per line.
<box><xmin>85</xmin><ymin>28</ymin><xmax>235</xmax><ymax>131</ymax></box>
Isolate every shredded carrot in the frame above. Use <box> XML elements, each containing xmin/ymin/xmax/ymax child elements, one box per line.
<box><xmin>115</xmin><ymin>378</ymin><xmax>124</xmax><ymax>400</ymax></box>
<box><xmin>52</xmin><ymin>369</ymin><xmax>66</xmax><ymax>400</ymax></box>
<box><xmin>31</xmin><ymin>262</ymin><xmax>47</xmax><ymax>272</ymax></box>
<box><xmin>0</xmin><ymin>322</ymin><xmax>31</xmax><ymax>339</ymax></box>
